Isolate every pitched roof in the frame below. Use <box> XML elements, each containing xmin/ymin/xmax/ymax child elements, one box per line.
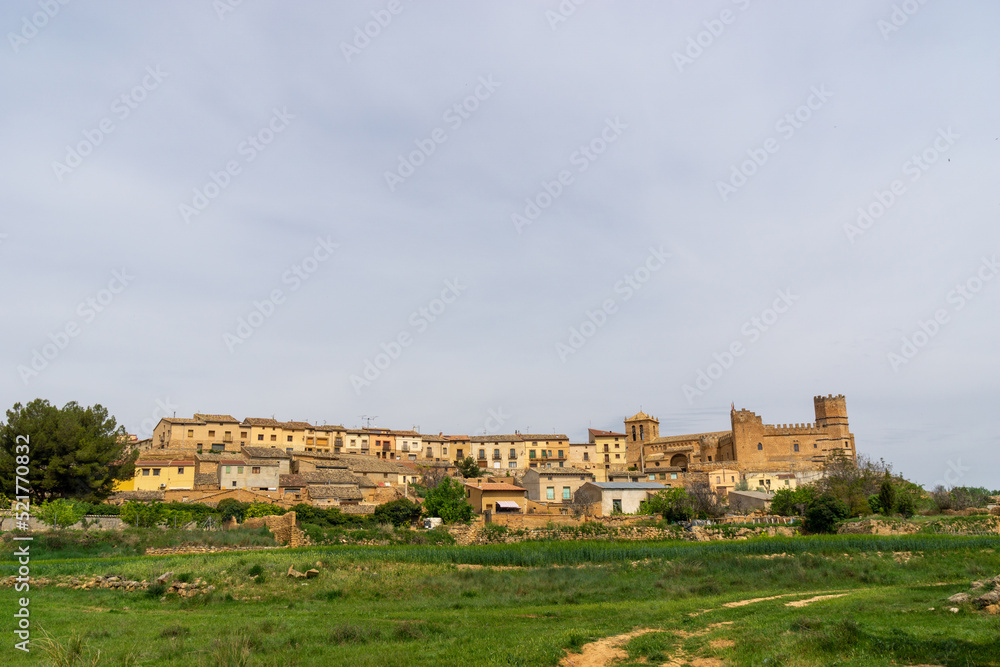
<box><xmin>442</xmin><ymin>434</ymin><xmax>470</xmax><ymax>441</ymax></box>
<box><xmin>587</xmin><ymin>482</ymin><xmax>665</xmax><ymax>490</ymax></box>
<box><xmin>280</xmin><ymin>421</ymin><xmax>313</xmax><ymax>430</ymax></box>
<box><xmin>279</xmin><ymin>474</ymin><xmax>305</xmax><ymax>488</ymax></box>
<box><xmin>465</xmin><ymin>482</ymin><xmax>525</xmax><ymax>493</ymax></box>
<box><xmin>650</xmin><ymin>431</ymin><xmax>728</xmax><ymax>445</ymax></box>
<box><xmin>525</xmin><ymin>467</ymin><xmax>594</xmax><ymax>477</ymax></box>
<box><xmin>336</xmin><ymin>455</ymin><xmax>414</xmax><ymax>474</ymax></box>
<box><xmin>356</xmin><ymin>475</ymin><xmax>377</xmax><ymax>488</ymax></box>
<box><xmin>588</xmin><ymin>428</ymin><xmax>625</xmax><ymax>438</ymax></box>
<box><xmin>421</xmin><ymin>433</ymin><xmax>445</xmax><ymax>442</ymax></box>
<box><xmin>316</xmin><ymin>424</ymin><xmax>346</xmax><ymax>432</ymax></box>
<box><xmin>111</xmin><ymin>490</ymin><xmax>165</xmax><ymax>501</ymax></box>
<box><xmin>519</xmin><ymin>434</ymin><xmax>569</xmax><ymax>441</ymax></box>
<box><xmin>159</xmin><ymin>417</ymin><xmax>205</xmax><ymax>425</ymax></box>
<box><xmin>390</xmin><ymin>430</ymin><xmax>421</xmax><ymax>437</ymax></box>
<box><xmin>626</xmin><ymin>411</ymin><xmax>655</xmax><ymax>422</ymax></box>
<box><xmin>193</xmin><ymin>413</ymin><xmax>239</xmax><ymax>423</ymax></box>
<box><xmin>242</xmin><ymin>446</ymin><xmax>292</xmax><ymax>459</ymax></box>
<box><xmin>136</xmin><ymin>459</ymin><xmax>194</xmax><ymax>466</ymax></box>
<box><xmin>300</xmin><ymin>469</ymin><xmax>359</xmax><ymax>485</ymax></box>
<box><xmin>307</xmin><ymin>485</ymin><xmax>362</xmax><ymax>500</ymax></box>
<box><xmin>242</xmin><ymin>418</ymin><xmax>281</xmax><ymax>427</ymax></box>
<box><xmin>470</xmin><ymin>434</ymin><xmax>523</xmax><ymax>443</ymax></box>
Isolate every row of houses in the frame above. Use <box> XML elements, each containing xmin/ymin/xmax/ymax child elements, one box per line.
<box><xmin>141</xmin><ymin>414</ymin><xmax>634</xmax><ymax>477</ymax></box>
<box><xmin>114</xmin><ymin>445</ymin><xmax>422</xmax><ymax>508</ymax></box>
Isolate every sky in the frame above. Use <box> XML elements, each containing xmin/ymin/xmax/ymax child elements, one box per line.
<box><xmin>2</xmin><ymin>1</ymin><xmax>997</xmax><ymax>490</ymax></box>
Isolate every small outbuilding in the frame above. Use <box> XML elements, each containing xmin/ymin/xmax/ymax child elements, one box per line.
<box><xmin>574</xmin><ymin>482</ymin><xmax>664</xmax><ymax>516</ymax></box>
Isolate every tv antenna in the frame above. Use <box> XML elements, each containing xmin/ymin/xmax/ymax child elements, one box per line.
<box><xmin>359</xmin><ymin>415</ymin><xmax>378</xmax><ymax>428</ymax></box>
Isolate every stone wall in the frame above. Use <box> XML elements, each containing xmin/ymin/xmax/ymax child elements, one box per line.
<box><xmin>242</xmin><ymin>511</ymin><xmax>311</xmax><ymax>547</ymax></box>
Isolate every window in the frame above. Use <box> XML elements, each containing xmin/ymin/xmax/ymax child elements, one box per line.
<box><xmin>784</xmin><ymin>479</ymin><xmax>790</xmax><ymax>486</ymax></box>
<box><xmin>153</xmin><ymin>469</ymin><xmax>160</xmax><ymax>476</ymax></box>
<box><xmin>814</xmin><ymin>443</ymin><xmax>817</xmax><ymax>448</ymax></box>
<box><xmin>708</xmin><ymin>456</ymin><xmax>712</xmax><ymax>461</ymax></box>
<box><xmin>178</xmin><ymin>467</ymin><xmax>185</xmax><ymax>474</ymax></box>
<box><xmin>632</xmin><ymin>425</ymin><xmax>636</xmax><ymax>440</ymax></box>
<box><xmin>557</xmin><ymin>450</ymin><xmax>563</xmax><ymax>458</ymax></box>
<box><xmin>287</xmin><ymin>435</ymin><xmax>292</xmax><ymax>442</ymax></box>
<box><xmin>716</xmin><ymin>476</ymin><xmax>721</xmax><ymax>483</ymax></box>
<box><xmin>583</xmin><ymin>453</ymin><xmax>589</xmax><ymax>461</ymax></box>
<box><xmin>142</xmin><ymin>468</ymin><xmax>150</xmax><ymax>476</ymax></box>
<box><xmin>257</xmin><ymin>434</ymin><xmax>264</xmax><ymax>441</ymax></box>
<box><xmin>671</xmin><ymin>473</ymin><xmax>678</xmax><ymax>479</ymax></box>
<box><xmin>649</xmin><ymin>474</ymin><xmax>655</xmax><ymax>481</ymax></box>
<box><xmin>757</xmin><ymin>443</ymin><xmax>763</xmax><ymax>450</ymax></box>
<box><xmin>226</xmin><ymin>466</ymin><xmax>231</xmax><ymax>473</ymax></box>
<box><xmin>479</xmin><ymin>449</ymin><xmax>486</xmax><ymax>459</ymax></box>
<box><xmin>615</xmin><ymin>454</ymin><xmax>620</xmax><ymax>459</ymax></box>
<box><xmin>509</xmin><ymin>461</ymin><xmax>516</xmax><ymax>468</ymax></box>
<box><xmin>457</xmin><ymin>449</ymin><xmax>463</xmax><ymax>459</ymax></box>
<box><xmin>241</xmin><ymin>431</ymin><xmax>248</xmax><ymax>438</ymax></box>
<box><xmin>232</xmin><ymin>481</ymin><xmax>237</xmax><ymax>487</ymax></box>
<box><xmin>509</xmin><ymin>448</ymin><xmax>516</xmax><ymax>458</ymax></box>
<box><xmin>443</xmin><ymin>447</ymin><xmax>448</xmax><ymax>455</ymax></box>
<box><xmin>659</xmin><ymin>473</ymin><xmax>666</xmax><ymax>480</ymax></box>
<box><xmin>639</xmin><ymin>425</ymin><xmax>644</xmax><ymax>440</ymax></box>
<box><xmin>494</xmin><ymin>448</ymin><xmax>500</xmax><ymax>458</ymax></box>
<box><xmin>237</xmin><ymin>466</ymin><xmax>244</xmax><ymax>473</ymax></box>
<box><xmin>270</xmin><ymin>435</ymin><xmax>277</xmax><ymax>442</ymax></box>
<box><xmin>562</xmin><ymin>487</ymin><xmax>570</xmax><ymax>500</ymax></box>
<box><xmin>187</xmin><ymin>429</ymin><xmax>194</xmax><ymax>438</ymax></box>
<box><xmin>252</xmin><ymin>467</ymin><xmax>260</xmax><ymax>474</ymax></box>
<box><xmin>612</xmin><ymin>499</ymin><xmax>622</xmax><ymax>512</ymax></box>
<box><xmin>793</xmin><ymin>443</ymin><xmax>799</xmax><ymax>452</ymax></box>
<box><xmin>350</xmin><ymin>439</ymin><xmax>356</xmax><ymax>446</ymax></box>
<box><xmin>529</xmin><ymin>450</ymin><xmax>535</xmax><ymax>458</ymax></box>
<box><xmin>546</xmin><ymin>487</ymin><xmax>555</xmax><ymax>500</ymax></box>
<box><xmin>208</xmin><ymin>430</ymin><xmax>215</xmax><ymax>437</ymax></box>
<box><xmin>211</xmin><ymin>443</ymin><xmax>223</xmax><ymax>452</ymax></box>
<box><xmin>731</xmin><ymin>476</ymin><xmax>735</xmax><ymax>482</ymax></box>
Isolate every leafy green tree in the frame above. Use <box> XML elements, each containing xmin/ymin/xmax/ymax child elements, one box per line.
<box><xmin>422</xmin><ymin>477</ymin><xmax>474</xmax><ymax>524</ymax></box>
<box><xmin>374</xmin><ymin>498</ymin><xmax>422</xmax><ymax>527</ymax></box>
<box><xmin>0</xmin><ymin>399</ymin><xmax>136</xmax><ymax>503</ymax></box>
<box><xmin>120</xmin><ymin>501</ymin><xmax>163</xmax><ymax>528</ymax></box>
<box><xmin>878</xmin><ymin>476</ymin><xmax>897</xmax><ymax>516</ymax></box>
<box><xmin>35</xmin><ymin>498</ymin><xmax>86</xmax><ymax>529</ymax></box>
<box><xmin>803</xmin><ymin>495</ymin><xmax>849</xmax><ymax>534</ymax></box>
<box><xmin>456</xmin><ymin>457</ymin><xmax>481</xmax><ymax>478</ymax></box>
<box><xmin>244</xmin><ymin>502</ymin><xmax>285</xmax><ymax>519</ymax></box>
<box><xmin>867</xmin><ymin>494</ymin><xmax>882</xmax><ymax>515</ymax></box>
<box><xmin>896</xmin><ymin>491</ymin><xmax>915</xmax><ymax>518</ymax></box>
<box><xmin>639</xmin><ymin>488</ymin><xmax>694</xmax><ymax>522</ymax></box>
<box><xmin>771</xmin><ymin>485</ymin><xmax>816</xmax><ymax>516</ymax></box>
<box><xmin>215</xmin><ymin>498</ymin><xmax>249</xmax><ymax>522</ymax></box>
<box><xmin>818</xmin><ymin>451</ymin><xmax>892</xmax><ymax>516</ymax></box>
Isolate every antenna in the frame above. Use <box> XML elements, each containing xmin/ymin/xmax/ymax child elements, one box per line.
<box><xmin>359</xmin><ymin>415</ymin><xmax>378</xmax><ymax>428</ymax></box>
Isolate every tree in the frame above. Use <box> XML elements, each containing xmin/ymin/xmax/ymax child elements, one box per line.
<box><xmin>687</xmin><ymin>481</ymin><xmax>726</xmax><ymax>519</ymax></box>
<box><xmin>771</xmin><ymin>486</ymin><xmax>816</xmax><ymax>516</ymax></box>
<box><xmin>639</xmin><ymin>488</ymin><xmax>694</xmax><ymax>522</ymax></box>
<box><xmin>455</xmin><ymin>457</ymin><xmax>481</xmax><ymax>478</ymax></box>
<box><xmin>896</xmin><ymin>491</ymin><xmax>915</xmax><ymax>518</ymax></box>
<box><xmin>817</xmin><ymin>451</ymin><xmax>892</xmax><ymax>516</ymax></box>
<box><xmin>120</xmin><ymin>501</ymin><xmax>162</xmax><ymax>528</ymax></box>
<box><xmin>374</xmin><ymin>498</ymin><xmax>422</xmax><ymax>527</ymax></box>
<box><xmin>803</xmin><ymin>495</ymin><xmax>849</xmax><ymax>534</ymax></box>
<box><xmin>35</xmin><ymin>498</ymin><xmax>86</xmax><ymax>529</ymax></box>
<box><xmin>422</xmin><ymin>477</ymin><xmax>474</xmax><ymax>524</ymax></box>
<box><xmin>215</xmin><ymin>498</ymin><xmax>249</xmax><ymax>522</ymax></box>
<box><xmin>244</xmin><ymin>502</ymin><xmax>285</xmax><ymax>519</ymax></box>
<box><xmin>0</xmin><ymin>399</ymin><xmax>136</xmax><ymax>503</ymax></box>
<box><xmin>419</xmin><ymin>465</ymin><xmax>448</xmax><ymax>489</ymax></box>
<box><xmin>878</xmin><ymin>475</ymin><xmax>897</xmax><ymax>516</ymax></box>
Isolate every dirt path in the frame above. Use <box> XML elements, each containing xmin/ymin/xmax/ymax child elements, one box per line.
<box><xmin>786</xmin><ymin>593</ymin><xmax>851</xmax><ymax>608</ymax></box>
<box><xmin>559</xmin><ymin>628</ymin><xmax>658</xmax><ymax>667</ymax></box>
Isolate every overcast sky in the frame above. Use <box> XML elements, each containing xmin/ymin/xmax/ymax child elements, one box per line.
<box><xmin>3</xmin><ymin>1</ymin><xmax>997</xmax><ymax>489</ymax></box>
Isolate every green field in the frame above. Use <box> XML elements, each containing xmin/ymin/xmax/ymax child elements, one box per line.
<box><xmin>4</xmin><ymin>534</ymin><xmax>1000</xmax><ymax>666</ymax></box>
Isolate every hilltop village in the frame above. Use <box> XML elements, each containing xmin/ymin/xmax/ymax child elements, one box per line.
<box><xmin>113</xmin><ymin>395</ymin><xmax>857</xmax><ymax>516</ymax></box>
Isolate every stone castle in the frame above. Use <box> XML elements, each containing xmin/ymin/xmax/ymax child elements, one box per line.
<box><xmin>624</xmin><ymin>394</ymin><xmax>856</xmax><ymax>474</ymax></box>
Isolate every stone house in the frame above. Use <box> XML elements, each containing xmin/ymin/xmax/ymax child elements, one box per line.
<box><xmin>519</xmin><ymin>467</ymin><xmax>595</xmax><ymax>503</ymax></box>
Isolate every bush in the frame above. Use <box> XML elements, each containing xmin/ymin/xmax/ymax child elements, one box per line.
<box><xmin>422</xmin><ymin>477</ymin><xmax>474</xmax><ymax>524</ymax></box>
<box><xmin>878</xmin><ymin>477</ymin><xmax>897</xmax><ymax>516</ymax></box>
<box><xmin>245</xmin><ymin>502</ymin><xmax>285</xmax><ymax>519</ymax></box>
<box><xmin>35</xmin><ymin>498</ymin><xmax>86</xmax><ymax>529</ymax></box>
<box><xmin>639</xmin><ymin>488</ymin><xmax>694</xmax><ymax>522</ymax></box>
<box><xmin>120</xmin><ymin>501</ymin><xmax>162</xmax><ymax>528</ymax></box>
<box><xmin>803</xmin><ymin>495</ymin><xmax>850</xmax><ymax>534</ymax></box>
<box><xmin>373</xmin><ymin>499</ymin><xmax>422</xmax><ymax>527</ymax></box>
<box><xmin>215</xmin><ymin>499</ymin><xmax>249</xmax><ymax>522</ymax></box>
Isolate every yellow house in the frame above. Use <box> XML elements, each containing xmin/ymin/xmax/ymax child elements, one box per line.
<box><xmin>464</xmin><ymin>481</ymin><xmax>527</xmax><ymax>514</ymax></box>
<box><xmin>242</xmin><ymin>418</ymin><xmax>285</xmax><ymax>449</ymax></box>
<box><xmin>745</xmin><ymin>471</ymin><xmax>797</xmax><ymax>493</ymax></box>
<box><xmin>707</xmin><ymin>467</ymin><xmax>742</xmax><ymax>496</ymax></box>
<box><xmin>589</xmin><ymin>428</ymin><xmax>628</xmax><ymax>471</ymax></box>
<box><xmin>471</xmin><ymin>435</ymin><xmax>525</xmax><ymax>471</ymax></box>
<box><xmin>133</xmin><ymin>457</ymin><xmax>196</xmax><ymax>491</ymax></box>
<box><xmin>522</xmin><ymin>433</ymin><xmax>569</xmax><ymax>470</ymax></box>
<box><xmin>151</xmin><ymin>414</ymin><xmax>242</xmax><ymax>453</ymax></box>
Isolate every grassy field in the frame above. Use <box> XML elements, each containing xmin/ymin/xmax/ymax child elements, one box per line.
<box><xmin>3</xmin><ymin>534</ymin><xmax>999</xmax><ymax>666</ymax></box>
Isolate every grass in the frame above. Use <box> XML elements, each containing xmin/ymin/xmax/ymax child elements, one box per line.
<box><xmin>3</xmin><ymin>533</ymin><xmax>998</xmax><ymax>665</ymax></box>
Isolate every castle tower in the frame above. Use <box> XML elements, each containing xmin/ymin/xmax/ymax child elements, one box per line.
<box><xmin>730</xmin><ymin>408</ymin><xmax>766</xmax><ymax>463</ymax></box>
<box><xmin>814</xmin><ymin>394</ymin><xmax>855</xmax><ymax>459</ymax></box>
<box><xmin>624</xmin><ymin>411</ymin><xmax>659</xmax><ymax>467</ymax></box>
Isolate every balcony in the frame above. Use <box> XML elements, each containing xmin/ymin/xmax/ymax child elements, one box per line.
<box><xmin>223</xmin><ymin>435</ymin><xmax>233</xmax><ymax>443</ymax></box>
<box><xmin>492</xmin><ymin>454</ymin><xmax>502</xmax><ymax>461</ymax></box>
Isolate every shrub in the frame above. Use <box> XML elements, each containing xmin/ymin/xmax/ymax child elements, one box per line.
<box><xmin>803</xmin><ymin>495</ymin><xmax>850</xmax><ymax>534</ymax></box>
<box><xmin>120</xmin><ymin>501</ymin><xmax>162</xmax><ymax>528</ymax></box>
<box><xmin>35</xmin><ymin>498</ymin><xmax>86</xmax><ymax>529</ymax></box>
<box><xmin>373</xmin><ymin>498</ymin><xmax>422</xmax><ymax>527</ymax></box>
<box><xmin>215</xmin><ymin>499</ymin><xmax>249</xmax><ymax>522</ymax></box>
<box><xmin>639</xmin><ymin>488</ymin><xmax>694</xmax><ymax>522</ymax></box>
<box><xmin>422</xmin><ymin>477</ymin><xmax>474</xmax><ymax>524</ymax></box>
<box><xmin>878</xmin><ymin>477</ymin><xmax>897</xmax><ymax>516</ymax></box>
<box><xmin>244</xmin><ymin>502</ymin><xmax>285</xmax><ymax>519</ymax></box>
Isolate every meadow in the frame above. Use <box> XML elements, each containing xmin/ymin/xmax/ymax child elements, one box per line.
<box><xmin>3</xmin><ymin>533</ymin><xmax>999</xmax><ymax>666</ymax></box>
